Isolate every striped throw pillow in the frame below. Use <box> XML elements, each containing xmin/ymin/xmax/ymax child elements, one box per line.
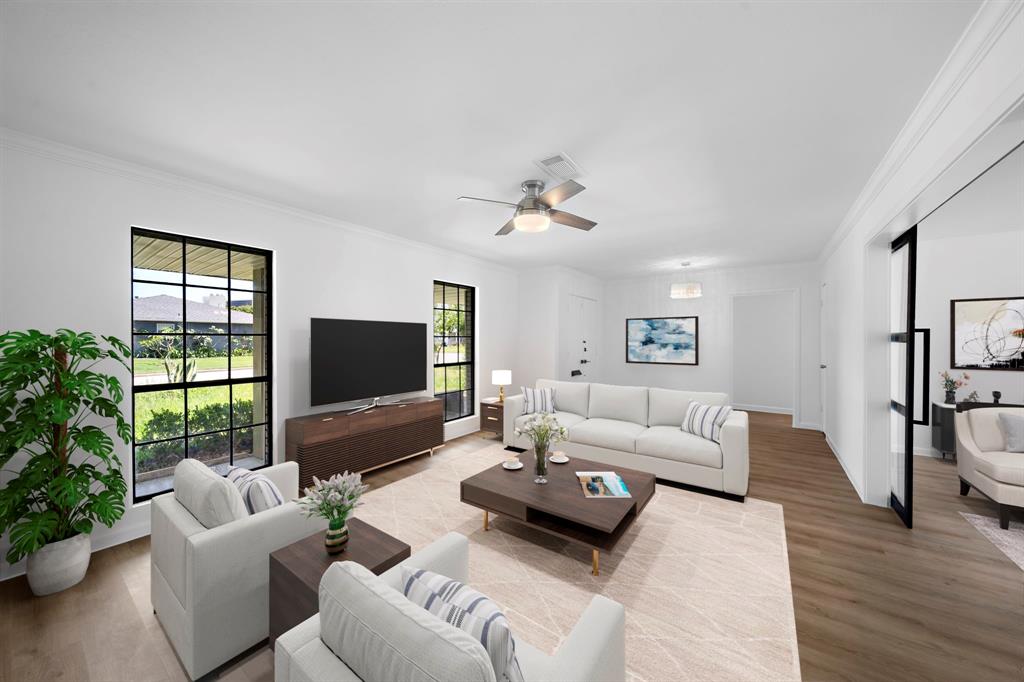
<box><xmin>402</xmin><ymin>567</ymin><xmax>524</xmax><ymax>682</ymax></box>
<box><xmin>521</xmin><ymin>386</ymin><xmax>555</xmax><ymax>415</ymax></box>
<box><xmin>226</xmin><ymin>467</ymin><xmax>284</xmax><ymax>514</ymax></box>
<box><xmin>681</xmin><ymin>402</ymin><xmax>733</xmax><ymax>443</ymax></box>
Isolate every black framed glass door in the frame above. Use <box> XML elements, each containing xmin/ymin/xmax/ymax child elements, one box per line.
<box><xmin>889</xmin><ymin>225</ymin><xmax>917</xmax><ymax>528</ymax></box>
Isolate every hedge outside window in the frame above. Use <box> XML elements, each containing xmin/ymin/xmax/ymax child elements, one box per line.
<box><xmin>131</xmin><ymin>228</ymin><xmax>272</xmax><ymax>501</ymax></box>
<box><xmin>433</xmin><ymin>281</ymin><xmax>474</xmax><ymax>421</ymax></box>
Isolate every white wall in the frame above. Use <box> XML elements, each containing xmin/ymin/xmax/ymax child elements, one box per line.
<box><xmin>732</xmin><ymin>291</ymin><xmax>796</xmax><ymax>414</ymax></box>
<box><xmin>601</xmin><ymin>262</ymin><xmax>821</xmax><ymax>429</ymax></box>
<box><xmin>819</xmin><ymin>1</ymin><xmax>1024</xmax><ymax>503</ymax></box>
<box><xmin>0</xmin><ymin>133</ymin><xmax>522</xmax><ymax>579</ymax></box>
<box><xmin>913</xmin><ymin>230</ymin><xmax>1024</xmax><ymax>455</ymax></box>
<box><xmin>515</xmin><ymin>266</ymin><xmax>604</xmax><ymax>390</ymax></box>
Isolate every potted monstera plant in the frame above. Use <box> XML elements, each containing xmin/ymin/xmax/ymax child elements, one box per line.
<box><xmin>0</xmin><ymin>329</ymin><xmax>132</xmax><ymax>595</ymax></box>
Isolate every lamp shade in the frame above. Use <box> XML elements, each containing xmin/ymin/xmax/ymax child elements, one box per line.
<box><xmin>491</xmin><ymin>369</ymin><xmax>512</xmax><ymax>386</ymax></box>
<box><xmin>670</xmin><ymin>282</ymin><xmax>703</xmax><ymax>299</ymax></box>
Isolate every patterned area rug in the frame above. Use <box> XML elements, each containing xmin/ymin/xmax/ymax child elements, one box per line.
<box><xmin>355</xmin><ymin>443</ymin><xmax>801</xmax><ymax>681</ymax></box>
<box><xmin>960</xmin><ymin>512</ymin><xmax>1024</xmax><ymax>571</ymax></box>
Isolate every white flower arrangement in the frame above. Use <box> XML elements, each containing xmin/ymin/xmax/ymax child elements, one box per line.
<box><xmin>296</xmin><ymin>472</ymin><xmax>369</xmax><ymax>525</ymax></box>
<box><xmin>514</xmin><ymin>412</ymin><xmax>568</xmax><ymax>452</ymax></box>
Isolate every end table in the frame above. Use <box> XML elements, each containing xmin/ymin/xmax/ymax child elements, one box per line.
<box><xmin>480</xmin><ymin>399</ymin><xmax>504</xmax><ymax>436</ymax></box>
<box><xmin>269</xmin><ymin>517</ymin><xmax>410</xmax><ymax>647</ymax></box>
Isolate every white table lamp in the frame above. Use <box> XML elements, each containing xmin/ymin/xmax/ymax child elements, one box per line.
<box><xmin>491</xmin><ymin>369</ymin><xmax>512</xmax><ymax>402</ymax></box>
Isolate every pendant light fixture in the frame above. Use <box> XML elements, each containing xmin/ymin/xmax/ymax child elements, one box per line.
<box><xmin>670</xmin><ymin>262</ymin><xmax>703</xmax><ymax>299</ymax></box>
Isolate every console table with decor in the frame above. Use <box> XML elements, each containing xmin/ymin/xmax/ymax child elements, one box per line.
<box><xmin>285</xmin><ymin>396</ymin><xmax>444</xmax><ymax>490</ymax></box>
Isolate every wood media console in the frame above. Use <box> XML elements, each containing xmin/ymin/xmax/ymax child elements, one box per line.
<box><xmin>285</xmin><ymin>396</ymin><xmax>443</xmax><ymax>490</ymax></box>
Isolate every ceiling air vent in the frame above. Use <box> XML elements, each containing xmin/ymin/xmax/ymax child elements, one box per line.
<box><xmin>534</xmin><ymin>152</ymin><xmax>583</xmax><ymax>181</ymax></box>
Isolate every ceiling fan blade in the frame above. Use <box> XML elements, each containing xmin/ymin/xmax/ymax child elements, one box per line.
<box><xmin>538</xmin><ymin>180</ymin><xmax>585</xmax><ymax>207</ymax></box>
<box><xmin>458</xmin><ymin>195</ymin><xmax>519</xmax><ymax>208</ymax></box>
<box><xmin>495</xmin><ymin>219</ymin><xmax>516</xmax><ymax>236</ymax></box>
<box><xmin>549</xmin><ymin>209</ymin><xmax>597</xmax><ymax>231</ymax></box>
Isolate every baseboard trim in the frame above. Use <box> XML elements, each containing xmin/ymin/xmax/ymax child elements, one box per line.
<box><xmin>913</xmin><ymin>446</ymin><xmax>946</xmax><ymax>459</ymax></box>
<box><xmin>733</xmin><ymin>403</ymin><xmax>793</xmax><ymax>415</ymax></box>
<box><xmin>794</xmin><ymin>422</ymin><xmax>822</xmax><ymax>432</ymax></box>
<box><xmin>824</xmin><ymin>433</ymin><xmax>868</xmax><ymax>503</ymax></box>
<box><xmin>0</xmin><ymin>514</ymin><xmax>150</xmax><ymax>582</ymax></box>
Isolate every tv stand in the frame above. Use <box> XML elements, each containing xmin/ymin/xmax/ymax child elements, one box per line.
<box><xmin>285</xmin><ymin>396</ymin><xmax>444</xmax><ymax>490</ymax></box>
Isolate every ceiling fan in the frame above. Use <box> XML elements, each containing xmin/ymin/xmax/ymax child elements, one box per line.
<box><xmin>458</xmin><ymin>179</ymin><xmax>597</xmax><ymax>236</ymax></box>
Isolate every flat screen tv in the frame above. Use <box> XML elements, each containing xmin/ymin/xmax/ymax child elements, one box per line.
<box><xmin>310</xmin><ymin>318</ymin><xmax>427</xmax><ymax>406</ymax></box>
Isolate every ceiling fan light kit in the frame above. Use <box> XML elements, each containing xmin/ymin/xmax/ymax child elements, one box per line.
<box><xmin>513</xmin><ymin>207</ymin><xmax>550</xmax><ymax>232</ymax></box>
<box><xmin>458</xmin><ymin>177</ymin><xmax>597</xmax><ymax>236</ymax></box>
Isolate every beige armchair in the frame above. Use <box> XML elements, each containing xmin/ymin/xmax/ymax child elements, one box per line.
<box><xmin>956</xmin><ymin>407</ymin><xmax>1024</xmax><ymax>529</ymax></box>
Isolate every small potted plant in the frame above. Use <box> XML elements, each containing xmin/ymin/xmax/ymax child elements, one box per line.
<box><xmin>0</xmin><ymin>329</ymin><xmax>132</xmax><ymax>595</ymax></box>
<box><xmin>939</xmin><ymin>370</ymin><xmax>970</xmax><ymax>404</ymax></box>
<box><xmin>296</xmin><ymin>472</ymin><xmax>368</xmax><ymax>554</ymax></box>
<box><xmin>515</xmin><ymin>413</ymin><xmax>568</xmax><ymax>485</ymax></box>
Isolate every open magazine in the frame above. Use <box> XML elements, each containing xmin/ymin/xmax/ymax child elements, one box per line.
<box><xmin>576</xmin><ymin>471</ymin><xmax>632</xmax><ymax>498</ymax></box>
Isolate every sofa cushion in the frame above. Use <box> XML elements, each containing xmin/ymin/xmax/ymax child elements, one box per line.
<box><xmin>173</xmin><ymin>459</ymin><xmax>248</xmax><ymax>529</ymax></box>
<box><xmin>648</xmin><ymin>388</ymin><xmax>728</xmax><ymax>427</ymax></box>
<box><xmin>998</xmin><ymin>413</ymin><xmax>1024</xmax><ymax>453</ymax></box>
<box><xmin>967</xmin><ymin>408</ymin><xmax>1024</xmax><ymax>452</ymax></box>
<box><xmin>537</xmin><ymin>379</ymin><xmax>589</xmax><ymax>417</ymax></box>
<box><xmin>402</xmin><ymin>567</ymin><xmax>524</xmax><ymax>682</ymax></box>
<box><xmin>319</xmin><ymin>562</ymin><xmax>496</xmax><ymax>682</ymax></box>
<box><xmin>571</xmin><ymin>418</ymin><xmax>646</xmax><ymax>452</ymax></box>
<box><xmin>521</xmin><ymin>386</ymin><xmax>555</xmax><ymax>415</ymax></box>
<box><xmin>681</xmin><ymin>402</ymin><xmax>734</xmax><ymax>444</ymax></box>
<box><xmin>635</xmin><ymin>426</ymin><xmax>723</xmax><ymax>468</ymax></box>
<box><xmin>513</xmin><ymin>411</ymin><xmax>586</xmax><ymax>435</ymax></box>
<box><xmin>974</xmin><ymin>451</ymin><xmax>1024</xmax><ymax>486</ymax></box>
<box><xmin>226</xmin><ymin>467</ymin><xmax>284</xmax><ymax>514</ymax></box>
<box><xmin>588</xmin><ymin>383</ymin><xmax>648</xmax><ymax>425</ymax></box>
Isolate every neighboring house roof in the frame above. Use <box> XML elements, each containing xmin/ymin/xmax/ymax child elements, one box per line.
<box><xmin>133</xmin><ymin>295</ymin><xmax>253</xmax><ymax>325</ymax></box>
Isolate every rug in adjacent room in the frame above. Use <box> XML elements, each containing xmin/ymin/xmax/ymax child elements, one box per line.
<box><xmin>961</xmin><ymin>512</ymin><xmax>1024</xmax><ymax>571</ymax></box>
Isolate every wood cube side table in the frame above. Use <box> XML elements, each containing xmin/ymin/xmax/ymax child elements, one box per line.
<box><xmin>268</xmin><ymin>517</ymin><xmax>410</xmax><ymax>647</ymax></box>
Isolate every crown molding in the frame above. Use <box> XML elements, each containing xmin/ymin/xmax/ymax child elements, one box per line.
<box><xmin>0</xmin><ymin>127</ymin><xmax>518</xmax><ymax>275</ymax></box>
<box><xmin>818</xmin><ymin>0</ymin><xmax>1024</xmax><ymax>264</ymax></box>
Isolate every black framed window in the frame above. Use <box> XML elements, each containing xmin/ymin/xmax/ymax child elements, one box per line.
<box><xmin>433</xmin><ymin>281</ymin><xmax>474</xmax><ymax>422</ymax></box>
<box><xmin>131</xmin><ymin>228</ymin><xmax>272</xmax><ymax>502</ymax></box>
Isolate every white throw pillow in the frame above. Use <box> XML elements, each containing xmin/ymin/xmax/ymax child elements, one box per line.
<box><xmin>227</xmin><ymin>467</ymin><xmax>284</xmax><ymax>513</ymax></box>
<box><xmin>681</xmin><ymin>402</ymin><xmax>733</xmax><ymax>444</ymax></box>
<box><xmin>173</xmin><ymin>459</ymin><xmax>248</xmax><ymax>529</ymax></box>
<box><xmin>998</xmin><ymin>413</ymin><xmax>1024</xmax><ymax>453</ymax></box>
<box><xmin>402</xmin><ymin>567</ymin><xmax>524</xmax><ymax>682</ymax></box>
<box><xmin>521</xmin><ymin>386</ymin><xmax>555</xmax><ymax>415</ymax></box>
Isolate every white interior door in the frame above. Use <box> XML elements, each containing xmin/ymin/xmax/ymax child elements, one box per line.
<box><xmin>820</xmin><ymin>282</ymin><xmax>830</xmax><ymax>434</ymax></box>
<box><xmin>565</xmin><ymin>294</ymin><xmax>598</xmax><ymax>380</ymax></box>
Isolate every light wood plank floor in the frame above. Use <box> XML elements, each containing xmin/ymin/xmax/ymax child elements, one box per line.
<box><xmin>1</xmin><ymin>413</ymin><xmax>1021</xmax><ymax>681</ymax></box>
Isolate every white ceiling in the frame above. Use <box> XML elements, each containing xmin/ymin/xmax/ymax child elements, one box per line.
<box><xmin>0</xmin><ymin>2</ymin><xmax>980</xmax><ymax>277</ymax></box>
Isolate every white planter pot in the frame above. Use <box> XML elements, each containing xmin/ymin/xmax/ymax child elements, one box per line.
<box><xmin>26</xmin><ymin>533</ymin><xmax>91</xmax><ymax>596</ymax></box>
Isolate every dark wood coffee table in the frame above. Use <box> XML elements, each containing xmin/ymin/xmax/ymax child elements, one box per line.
<box><xmin>460</xmin><ymin>453</ymin><xmax>655</xmax><ymax>575</ymax></box>
<box><xmin>268</xmin><ymin>517</ymin><xmax>410</xmax><ymax>647</ymax></box>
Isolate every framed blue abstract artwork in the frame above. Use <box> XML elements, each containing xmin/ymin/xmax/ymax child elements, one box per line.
<box><xmin>626</xmin><ymin>316</ymin><xmax>698</xmax><ymax>365</ymax></box>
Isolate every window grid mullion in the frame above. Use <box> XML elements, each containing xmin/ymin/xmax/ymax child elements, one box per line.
<box><xmin>132</xmin><ymin>229</ymin><xmax>272</xmax><ymax>501</ymax></box>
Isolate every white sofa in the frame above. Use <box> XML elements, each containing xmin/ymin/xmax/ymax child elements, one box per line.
<box><xmin>504</xmin><ymin>380</ymin><xmax>750</xmax><ymax>498</ymax></box>
<box><xmin>275</xmin><ymin>531</ymin><xmax>626</xmax><ymax>682</ymax></box>
<box><xmin>956</xmin><ymin>406</ymin><xmax>1024</xmax><ymax>529</ymax></box>
<box><xmin>151</xmin><ymin>460</ymin><xmax>327</xmax><ymax>680</ymax></box>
